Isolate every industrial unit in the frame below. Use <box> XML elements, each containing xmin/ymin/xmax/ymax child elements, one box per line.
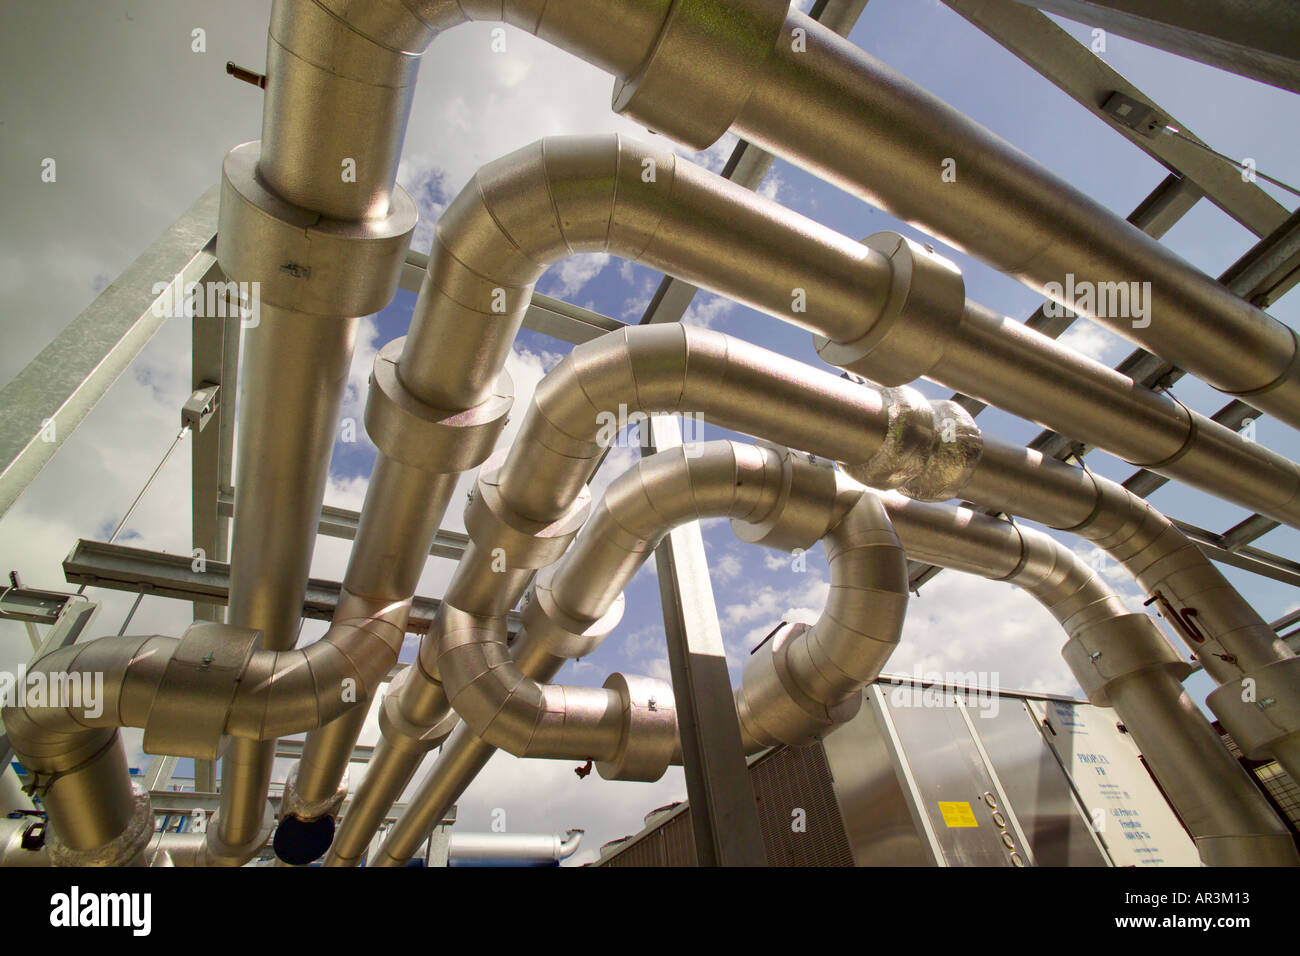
<box><xmin>2</xmin><ymin>0</ymin><xmax>1300</xmax><ymax>869</ymax></box>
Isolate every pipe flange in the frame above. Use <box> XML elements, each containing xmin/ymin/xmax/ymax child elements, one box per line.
<box><xmin>815</xmin><ymin>232</ymin><xmax>965</xmax><ymax>386</ymax></box>
<box><xmin>1206</xmin><ymin>657</ymin><xmax>1300</xmax><ymax>760</ymax></box>
<box><xmin>202</xmin><ymin>801</ymin><xmax>276</xmax><ymax>867</ymax></box>
<box><xmin>465</xmin><ymin>449</ymin><xmax>592</xmax><ymax>569</ymax></box>
<box><xmin>897</xmin><ymin>400</ymin><xmax>982</xmax><ymax>502</ymax></box>
<box><xmin>379</xmin><ymin>668</ymin><xmax>459</xmax><ymax>753</ymax></box>
<box><xmin>735</xmin><ymin>623</ymin><xmax>860</xmax><ymax>748</ymax></box>
<box><xmin>47</xmin><ymin>784</ymin><xmax>154</xmax><ymax>867</ymax></box>
<box><xmin>596</xmin><ymin>673</ymin><xmax>677</xmax><ymax>782</ymax></box>
<box><xmin>281</xmin><ymin>764</ymin><xmax>349</xmax><ymax>823</ymax></box>
<box><xmin>1061</xmin><ymin>613</ymin><xmax>1192</xmax><ymax>707</ymax></box>
<box><xmin>732</xmin><ymin>444</ymin><xmax>841</xmax><ymax>553</ymax></box>
<box><xmin>142</xmin><ymin>622</ymin><xmax>262</xmax><ymax>760</ymax></box>
<box><xmin>611</xmin><ymin>0</ymin><xmax>789</xmax><ymax>149</ymax></box>
<box><xmin>217</xmin><ymin>141</ymin><xmax>417</xmax><ymax>317</ymax></box>
<box><xmin>365</xmin><ymin>337</ymin><xmax>513</xmax><ymax>474</ymax></box>
<box><xmin>522</xmin><ymin>566</ymin><xmax>626</xmax><ymax>660</ymax></box>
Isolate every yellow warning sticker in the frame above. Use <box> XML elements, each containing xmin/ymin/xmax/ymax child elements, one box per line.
<box><xmin>938</xmin><ymin>801</ymin><xmax>979</xmax><ymax>828</ymax></box>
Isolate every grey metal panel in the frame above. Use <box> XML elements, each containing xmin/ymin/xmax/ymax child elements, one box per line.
<box><xmin>881</xmin><ymin>694</ymin><xmax>1017</xmax><ymax>866</ymax></box>
<box><xmin>967</xmin><ymin>701</ymin><xmax>1110</xmax><ymax>866</ymax></box>
<box><xmin>822</xmin><ymin>694</ymin><xmax>934</xmax><ymax>866</ymax></box>
<box><xmin>0</xmin><ymin>186</ymin><xmax>221</xmax><ymax>518</ymax></box>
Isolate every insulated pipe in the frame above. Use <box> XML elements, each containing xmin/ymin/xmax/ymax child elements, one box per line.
<box><xmin>409</xmin><ymin>134</ymin><xmax>1300</xmax><ymax>528</ymax></box>
<box><xmin>306</xmin><ymin>1</ymin><xmax>1300</xmax><ymax>424</ymax></box>
<box><xmin>491</xmin><ymin>324</ymin><xmax>1300</xmax><ymax>782</ymax></box>
<box><xmin>446</xmin><ymin>828</ymin><xmax>583</xmax><ymax>866</ymax></box>
<box><xmin>211</xmin><ymin>0</ymin><xmax>423</xmax><ymax>862</ymax></box>
<box><xmin>878</xmin><ymin>492</ymin><xmax>1298</xmax><ymax>867</ymax></box>
<box><xmin>723</xmin><ymin>9</ymin><xmax>1300</xmax><ymax>426</ymax></box>
<box><xmin>0</xmin><ymin>608</ymin><xmax>448</xmax><ymax>866</ymax></box>
<box><xmin>372</xmin><ymin>444</ymin><xmax>909</xmax><ymax>866</ymax></box>
<box><xmin>270</xmin><ymin>2</ymin><xmax>1300</xmax><ymax>847</ymax></box>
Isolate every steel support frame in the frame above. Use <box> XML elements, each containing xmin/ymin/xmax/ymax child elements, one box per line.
<box><xmin>0</xmin><ymin>186</ymin><xmax>221</xmax><ymax>519</ymax></box>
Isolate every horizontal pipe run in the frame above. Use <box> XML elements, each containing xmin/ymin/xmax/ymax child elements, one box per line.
<box><xmin>731</xmin><ymin>10</ymin><xmax>1300</xmax><ymax>427</ymax></box>
<box><xmin>405</xmin><ymin>134</ymin><xmax>1300</xmax><ymax>528</ymax></box>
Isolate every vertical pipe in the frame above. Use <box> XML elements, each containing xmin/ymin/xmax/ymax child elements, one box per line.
<box><xmin>216</xmin><ymin>306</ymin><xmax>358</xmax><ymax>854</ymax></box>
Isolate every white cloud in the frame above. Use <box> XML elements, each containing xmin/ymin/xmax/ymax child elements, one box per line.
<box><xmin>1057</xmin><ymin>317</ymin><xmax>1127</xmax><ymax>363</ymax></box>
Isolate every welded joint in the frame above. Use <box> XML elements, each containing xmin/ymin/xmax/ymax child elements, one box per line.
<box><xmin>281</xmin><ymin>764</ymin><xmax>349</xmax><ymax>823</ymax></box>
<box><xmin>379</xmin><ymin>667</ymin><xmax>459</xmax><ymax>753</ymax></box>
<box><xmin>521</xmin><ymin>565</ymin><xmax>626</xmax><ymax>660</ymax></box>
<box><xmin>596</xmin><ymin>673</ymin><xmax>678</xmax><ymax>782</ymax></box>
<box><xmin>732</xmin><ymin>443</ymin><xmax>841</xmax><ymax>552</ymax></box>
<box><xmin>142</xmin><ymin>623</ymin><xmax>262</xmax><ymax>760</ymax></box>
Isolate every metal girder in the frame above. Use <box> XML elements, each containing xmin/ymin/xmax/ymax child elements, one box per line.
<box><xmin>643</xmin><ymin>415</ymin><xmax>766</xmax><ymax>867</ymax></box>
<box><xmin>0</xmin><ymin>186</ymin><xmax>221</xmax><ymax>519</ymax></box>
<box><xmin>275</xmin><ymin>739</ymin><xmax>374</xmax><ymax>763</ymax></box>
<box><xmin>0</xmin><ymin>585</ymin><xmax>75</xmax><ymax>625</ymax></box>
<box><xmin>942</xmin><ymin>0</ymin><xmax>1290</xmax><ymax>237</ymax></box>
<box><xmin>191</xmin><ymin>263</ymin><xmax>241</xmax><ymax>633</ymax></box>
<box><xmin>61</xmin><ymin>538</ymin><xmax>522</xmax><ymax>637</ymax></box>
<box><xmin>1169</xmin><ymin>520</ymin><xmax>1300</xmax><ymax>589</ymax></box>
<box><xmin>216</xmin><ymin>489</ymin><xmax>470</xmax><ymax>561</ymax></box>
<box><xmin>1005</xmin><ymin>0</ymin><xmax>1300</xmax><ymax>95</ymax></box>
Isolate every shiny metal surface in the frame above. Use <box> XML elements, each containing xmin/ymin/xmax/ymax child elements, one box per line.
<box><xmin>732</xmin><ymin>10</ymin><xmax>1300</xmax><ymax>428</ymax></box>
<box><xmin>880</xmin><ymin>493</ymin><xmax>1298</xmax><ymax>865</ymax></box>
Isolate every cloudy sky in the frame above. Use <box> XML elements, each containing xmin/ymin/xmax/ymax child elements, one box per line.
<box><xmin>2</xmin><ymin>0</ymin><xmax>1298</xmax><ymax>865</ymax></box>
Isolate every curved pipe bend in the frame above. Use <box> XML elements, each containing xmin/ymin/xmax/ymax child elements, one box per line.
<box><xmin>878</xmin><ymin>492</ymin><xmax>1298</xmax><ymax>867</ymax></box>
<box><xmin>403</xmin><ymin>133</ymin><xmax>1300</xmax><ymax>526</ymax></box>
<box><xmin>484</xmin><ymin>324</ymin><xmax>1300</xmax><ymax>780</ymax></box>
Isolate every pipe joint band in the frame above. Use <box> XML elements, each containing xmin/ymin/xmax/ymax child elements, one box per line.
<box><xmin>379</xmin><ymin>668</ymin><xmax>458</xmax><ymax>752</ymax></box>
<box><xmin>217</xmin><ymin>141</ymin><xmax>417</xmax><ymax>316</ymax></box>
<box><xmin>142</xmin><ymin>623</ymin><xmax>261</xmax><ymax>760</ymax></box>
<box><xmin>522</xmin><ymin>566</ymin><xmax>625</xmax><ymax>660</ymax></box>
<box><xmin>736</xmin><ymin>623</ymin><xmax>860</xmax><ymax>748</ymax></box>
<box><xmin>815</xmin><ymin>232</ymin><xmax>966</xmax><ymax>386</ymax></box>
<box><xmin>611</xmin><ymin>0</ymin><xmax>789</xmax><ymax>149</ymax></box>
<box><xmin>47</xmin><ymin>785</ymin><xmax>154</xmax><ymax>868</ymax></box>
<box><xmin>596</xmin><ymin>673</ymin><xmax>677</xmax><ymax>782</ymax></box>
<box><xmin>281</xmin><ymin>764</ymin><xmax>349</xmax><ymax>823</ymax></box>
<box><xmin>366</xmin><ymin>338</ymin><xmax>513</xmax><ymax>473</ymax></box>
<box><xmin>202</xmin><ymin>802</ymin><xmax>275</xmax><ymax>868</ymax></box>
<box><xmin>466</xmin><ymin>450</ymin><xmax>592</xmax><ymax>569</ymax></box>
<box><xmin>733</xmin><ymin>443</ymin><xmax>841</xmax><ymax>552</ymax></box>
<box><xmin>1206</xmin><ymin>657</ymin><xmax>1300</xmax><ymax>760</ymax></box>
<box><xmin>1061</xmin><ymin>613</ymin><xmax>1191</xmax><ymax>707</ymax></box>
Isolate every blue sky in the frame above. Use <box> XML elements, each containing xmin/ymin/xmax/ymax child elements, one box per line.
<box><xmin>2</xmin><ymin>0</ymin><xmax>1297</xmax><ymax>863</ymax></box>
